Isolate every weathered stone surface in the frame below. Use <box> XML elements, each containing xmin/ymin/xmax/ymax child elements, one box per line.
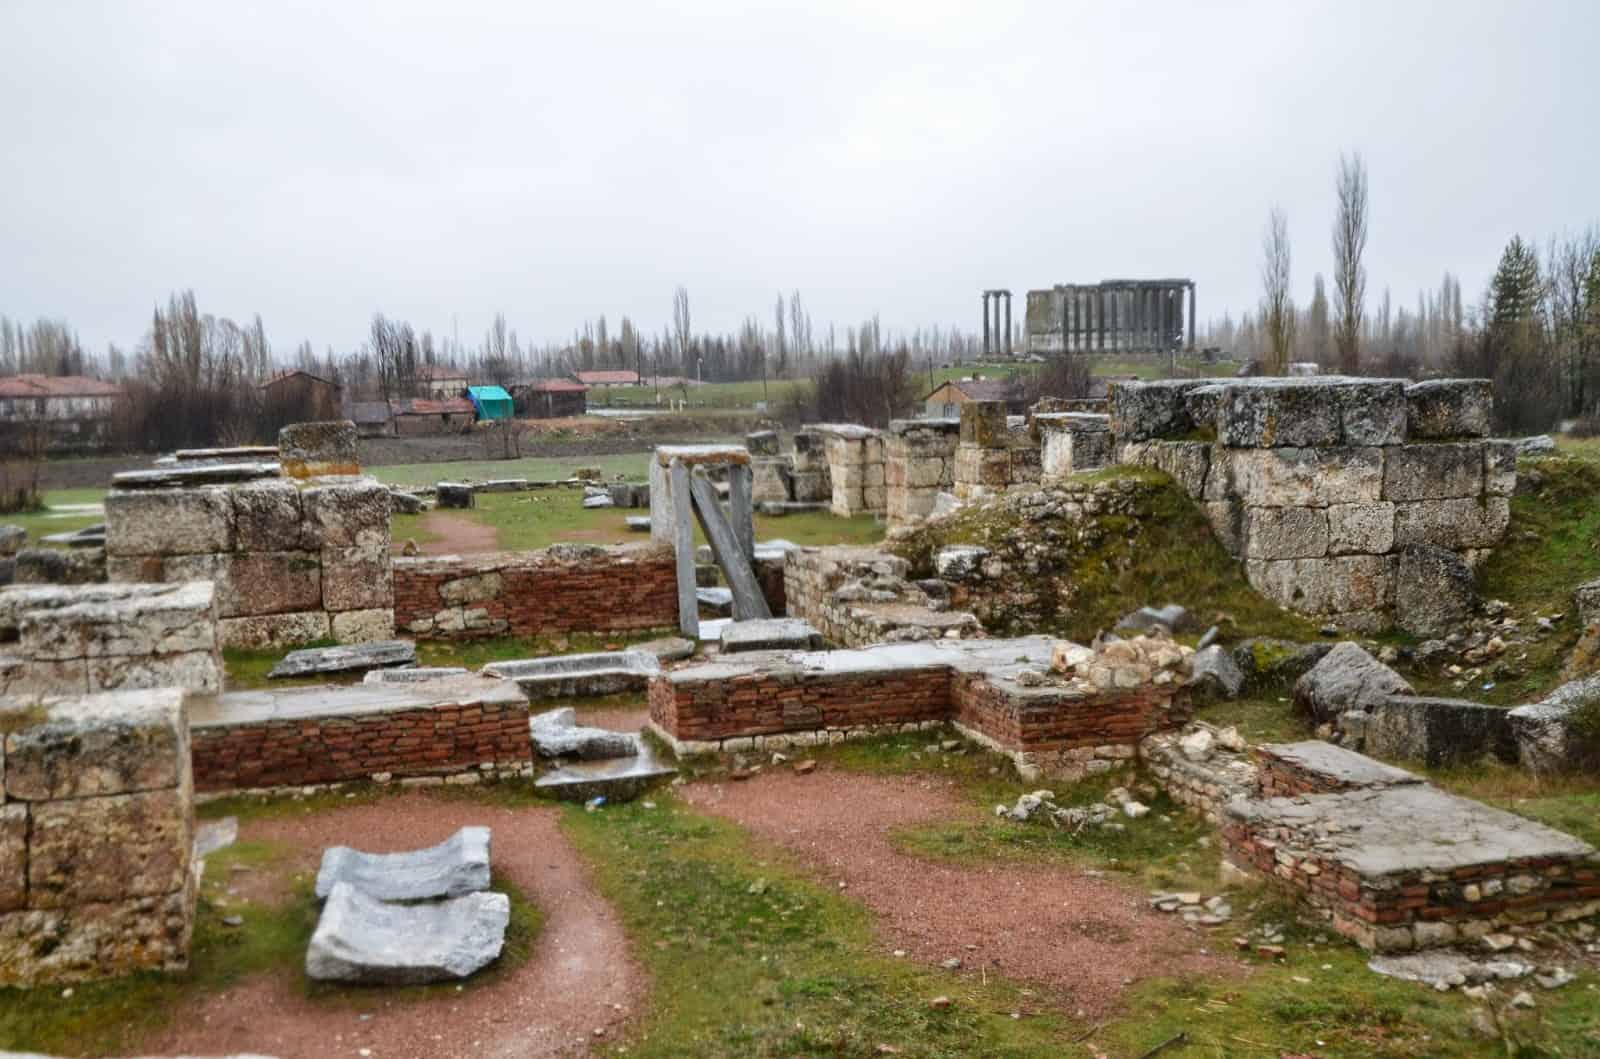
<box><xmin>1405</xmin><ymin>379</ymin><xmax>1493</xmax><ymax>439</ymax></box>
<box><xmin>28</xmin><ymin>787</ymin><xmax>191</xmax><ymax>907</ymax></box>
<box><xmin>436</xmin><ymin>482</ymin><xmax>474</xmax><ymax>508</ymax></box>
<box><xmin>363</xmin><ymin>666</ymin><xmax>469</xmax><ymax>684</ymax></box>
<box><xmin>1364</xmin><ymin>695</ymin><xmax>1517</xmax><ymax>767</ymax></box>
<box><xmin>1294</xmin><ymin>642</ymin><xmax>1414</xmax><ymax>725</ymax></box>
<box><xmin>0</xmin><ymin>882</ymin><xmax>196</xmax><ymax>986</ymax></box>
<box><xmin>1393</xmin><ymin>496</ymin><xmax>1509</xmax><ymax>549</ymax></box>
<box><xmin>231</xmin><ymin>478</ymin><xmax>304</xmax><ymax>551</ymax></box>
<box><xmin>1483</xmin><ymin>440</ymin><xmax>1518</xmax><ymax>497</ymax></box>
<box><xmin>1326</xmin><ymin>502</ymin><xmax>1395</xmax><ymax>555</ymax></box>
<box><xmin>1231</xmin><ymin>638</ymin><xmax>1334</xmax><ymax>686</ymax></box>
<box><xmin>1220</xmin><ymin>380</ymin><xmax>1343</xmax><ymax>447</ymax></box>
<box><xmin>315</xmin><ymin>826</ymin><xmax>491</xmax><ymax>901</ymax></box>
<box><xmin>109</xmin><ymin>462</ymin><xmax>279</xmax><ymax>490</ymax></box>
<box><xmin>934</xmin><ymin>545</ymin><xmax>989</xmax><ymax>580</ymax></box>
<box><xmin>301</xmin><ymin>477</ymin><xmax>389</xmax><ymax>550</ymax></box>
<box><xmin>1575</xmin><ymin>577</ymin><xmax>1600</xmax><ymax>628</ymax></box>
<box><xmin>218</xmin><ymin>611</ymin><xmax>331</xmax><ymax>650</ymax></box>
<box><xmin>10</xmin><ymin>581</ymin><xmax>216</xmax><ymax>662</ymax></box>
<box><xmin>485</xmin><ymin>651</ymin><xmax>658</xmax><ymax>700</ymax></box>
<box><xmin>321</xmin><ymin>543</ymin><xmax>393</xmax><ymax>612</ymax></box>
<box><xmin>535</xmin><ymin>741</ymin><xmax>678</xmax><ymax>802</ymax></box>
<box><xmin>267</xmin><ymin>639</ymin><xmax>415</xmax><ymax>678</ymax></box>
<box><xmin>1383</xmin><ymin>442</ymin><xmax>1485</xmax><ymax>501</ymax></box>
<box><xmin>1395</xmin><ymin>544</ymin><xmax>1476</xmax><ymax>637</ymax></box>
<box><xmin>306</xmin><ymin>881</ymin><xmax>508</xmax><ymax>984</ymax></box>
<box><xmin>1115</xmin><ymin>603</ymin><xmax>1192</xmax><ymax>634</ymax></box>
<box><xmin>719</xmin><ymin>618</ymin><xmax>823</xmax><ymax>653</ymax></box>
<box><xmin>1225</xmin><ymin>446</ymin><xmax>1383</xmax><ymax>507</ymax></box>
<box><xmin>279</xmin><ymin>420</ymin><xmax>359</xmax><ymax>478</ymax></box>
<box><xmin>529</xmin><ymin>706</ymin><xmax>639</xmax><ymax>760</ymax></box>
<box><xmin>0</xmin><ymin>804</ymin><xmax>26</xmax><ymax>912</ymax></box>
<box><xmin>88</xmin><ymin>650</ymin><xmax>222</xmax><ymax>695</ymax></box>
<box><xmin>105</xmin><ymin>486</ymin><xmax>233</xmax><ymax>556</ymax></box>
<box><xmin>329</xmin><ymin>608</ymin><xmax>395</xmax><ymax>643</ymax></box>
<box><xmin>1257</xmin><ymin>739</ymin><xmax>1421</xmax><ymax>790</ymax></box>
<box><xmin>1508</xmin><ymin>676</ymin><xmax>1600</xmax><ymax>775</ymax></box>
<box><xmin>13</xmin><ymin>546</ymin><xmax>106</xmax><ymax>585</ymax></box>
<box><xmin>1118</xmin><ymin>440</ymin><xmax>1210</xmax><ymax>498</ymax></box>
<box><xmin>1245</xmin><ymin>555</ymin><xmax>1390</xmax><ymax>618</ymax></box>
<box><xmin>1515</xmin><ymin>434</ymin><xmax>1557</xmax><ymax>456</ymax></box>
<box><xmin>219</xmin><ymin>551</ymin><xmax>323</xmax><ymax>617</ymax></box>
<box><xmin>3</xmin><ymin>688</ymin><xmax>188</xmax><ymax>800</ymax></box>
<box><xmin>1243</xmin><ymin>505</ymin><xmax>1329</xmax><ymax>560</ymax></box>
<box><xmin>745</xmin><ymin>430</ymin><xmax>780</xmax><ymax>456</ymax></box>
<box><xmin>389</xmin><ymin>488</ymin><xmax>425</xmax><ymax>515</ymax></box>
<box><xmin>1108</xmin><ymin>379</ymin><xmax>1211</xmax><ymax>441</ymax></box>
<box><xmin>1190</xmin><ymin>645</ymin><xmax>1245</xmax><ymax>699</ymax></box>
<box><xmin>0</xmin><ymin>524</ymin><xmax>26</xmax><ymax>555</ymax></box>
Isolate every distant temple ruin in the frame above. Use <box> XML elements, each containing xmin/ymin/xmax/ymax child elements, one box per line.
<box><xmin>1024</xmin><ymin>279</ymin><xmax>1196</xmax><ymax>354</ymax></box>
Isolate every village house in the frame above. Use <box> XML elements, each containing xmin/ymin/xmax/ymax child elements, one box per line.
<box><xmin>259</xmin><ymin>369</ymin><xmax>341</xmax><ymax>425</ymax></box>
<box><xmin>515</xmin><ymin>378</ymin><xmax>589</xmax><ymax>418</ymax></box>
<box><xmin>0</xmin><ymin>373</ymin><xmax>123</xmax><ymax>450</ymax></box>
<box><xmin>573</xmin><ymin>368</ymin><xmax>640</xmax><ymax>388</ymax></box>
<box><xmin>416</xmin><ymin>364</ymin><xmax>470</xmax><ymax>398</ymax></box>
<box><xmin>921</xmin><ymin>375</ymin><xmax>1026</xmax><ymax>418</ymax></box>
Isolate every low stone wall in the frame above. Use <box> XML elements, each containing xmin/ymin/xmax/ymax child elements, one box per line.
<box><xmin>393</xmin><ymin>543</ymin><xmax>677</xmax><ymax>640</ymax></box>
<box><xmin>1111</xmin><ymin>376</ymin><xmax>1514</xmax><ymax>632</ymax></box>
<box><xmin>884</xmin><ymin>418</ymin><xmax>959</xmax><ymax>526</ymax></box>
<box><xmin>1254</xmin><ymin>739</ymin><xmax>1423</xmax><ymax>797</ymax></box>
<box><xmin>789</xmin><ymin>430</ymin><xmax>833</xmax><ymax>503</ymax></box>
<box><xmin>783</xmin><ymin>545</ymin><xmax>983</xmax><ymax>647</ymax></box>
<box><xmin>0</xmin><ymin>582</ymin><xmax>222</xmax><ymax>696</ymax></box>
<box><xmin>1036</xmin><ymin>412</ymin><xmax>1113</xmax><ymax>480</ymax></box>
<box><xmin>105</xmin><ymin>471</ymin><xmax>393</xmax><ymax>648</ymax></box>
<box><xmin>1140</xmin><ymin>725</ymin><xmax>1257</xmax><ymax>823</ymax></box>
<box><xmin>1</xmin><ymin>689</ymin><xmax>198</xmax><ymax>986</ymax></box>
<box><xmin>189</xmin><ymin>677</ymin><xmax>532</xmax><ymax>791</ymax></box>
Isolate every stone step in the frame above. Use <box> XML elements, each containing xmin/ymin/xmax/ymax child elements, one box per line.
<box><xmin>268</xmin><ymin>639</ymin><xmax>417</xmax><ymax>678</ymax></box>
<box><xmin>535</xmin><ymin>743</ymin><xmax>677</xmax><ymax>803</ymax></box>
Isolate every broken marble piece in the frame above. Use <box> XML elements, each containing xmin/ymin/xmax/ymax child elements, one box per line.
<box><xmin>267</xmin><ymin>639</ymin><xmax>416</xmax><ymax>678</ymax></box>
<box><xmin>305</xmin><ymin>880</ymin><xmax>509</xmax><ymax>985</ymax></box>
<box><xmin>315</xmin><ymin>826</ymin><xmax>491</xmax><ymax>901</ymax></box>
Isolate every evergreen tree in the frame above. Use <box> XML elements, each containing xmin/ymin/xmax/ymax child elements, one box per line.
<box><xmin>1491</xmin><ymin>235</ymin><xmax>1542</xmax><ymax>325</ymax></box>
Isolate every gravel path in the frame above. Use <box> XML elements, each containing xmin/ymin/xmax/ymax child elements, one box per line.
<box><xmin>683</xmin><ymin>768</ymin><xmax>1232</xmax><ymax>1017</ymax></box>
<box><xmin>141</xmin><ymin>794</ymin><xmax>644</xmax><ymax>1059</ymax></box>
<box><xmin>413</xmin><ymin>510</ymin><xmax>500</xmax><ymax>554</ymax></box>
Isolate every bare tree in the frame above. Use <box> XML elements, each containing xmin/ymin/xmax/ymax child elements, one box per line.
<box><xmin>1260</xmin><ymin>205</ymin><xmax>1295</xmax><ymax>375</ymax></box>
<box><xmin>672</xmin><ymin>285</ymin><xmax>691</xmax><ymax>373</ymax></box>
<box><xmin>1332</xmin><ymin>151</ymin><xmax>1369</xmax><ymax>373</ymax></box>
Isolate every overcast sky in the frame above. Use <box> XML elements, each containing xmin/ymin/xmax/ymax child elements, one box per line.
<box><xmin>3</xmin><ymin>0</ymin><xmax>1597</xmax><ymax>358</ymax></box>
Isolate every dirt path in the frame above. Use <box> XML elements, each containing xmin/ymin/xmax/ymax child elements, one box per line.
<box><xmin>141</xmin><ymin>795</ymin><xmax>645</xmax><ymax>1059</ymax></box>
<box><xmin>683</xmin><ymin>769</ymin><xmax>1231</xmax><ymax>1017</ymax></box>
<box><xmin>412</xmin><ymin>510</ymin><xmax>500</xmax><ymax>554</ymax></box>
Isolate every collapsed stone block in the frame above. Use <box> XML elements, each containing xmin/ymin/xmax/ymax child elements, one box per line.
<box><xmin>1508</xmin><ymin>676</ymin><xmax>1600</xmax><ymax>775</ymax></box>
<box><xmin>306</xmin><ymin>881</ymin><xmax>508</xmax><ymax>985</ymax></box>
<box><xmin>278</xmin><ymin>419</ymin><xmax>360</xmax><ymax>478</ymax></box>
<box><xmin>1363</xmin><ymin>695</ymin><xmax>1517</xmax><ymax>767</ymax></box>
<box><xmin>1293</xmin><ymin>641</ymin><xmax>1414</xmax><ymax>726</ymax></box>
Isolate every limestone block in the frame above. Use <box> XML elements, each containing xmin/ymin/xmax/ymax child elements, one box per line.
<box><xmin>745</xmin><ymin>430</ymin><xmax>780</xmax><ymax>457</ymax></box>
<box><xmin>1246</xmin><ymin>554</ymin><xmax>1391</xmax><ymax>617</ymax></box>
<box><xmin>864</xmin><ymin>462</ymin><xmax>886</xmax><ymax>488</ymax></box>
<box><xmin>862</xmin><ymin>485</ymin><xmax>887</xmax><ymax>511</ymax></box>
<box><xmin>789</xmin><ymin>471</ymin><xmax>829</xmax><ymax>503</ymax></box>
<box><xmin>3</xmin><ymin>687</ymin><xmax>188</xmax><ymax>801</ymax></box>
<box><xmin>1383</xmin><ymin>442</ymin><xmax>1485</xmax><ymax>502</ymax></box>
<box><xmin>0</xmin><ymin>658</ymin><xmax>87</xmax><ymax>696</ymax></box>
<box><xmin>218</xmin><ymin>551</ymin><xmax>323</xmax><ymax>618</ymax></box>
<box><xmin>1220</xmin><ymin>382</ymin><xmax>1343</xmax><ymax>447</ymax></box>
<box><xmin>0</xmin><ymin>882</ymin><xmax>196</xmax><ymax>985</ymax></box>
<box><xmin>1009</xmin><ymin>446</ymin><xmax>1042</xmax><ymax>483</ymax></box>
<box><xmin>218</xmin><ymin>610</ymin><xmax>331</xmax><ymax>649</ymax></box>
<box><xmin>1327</xmin><ymin>502</ymin><xmax>1396</xmax><ymax>555</ymax></box>
<box><xmin>1395</xmin><ymin>544</ymin><xmax>1476</xmax><ymax>638</ymax></box>
<box><xmin>306</xmin><ymin>881</ymin><xmax>508</xmax><ymax>985</ymax></box>
<box><xmin>87</xmin><ymin>650</ymin><xmax>221</xmax><ymax>696</ymax></box>
<box><xmin>1366</xmin><ymin>694</ymin><xmax>1516</xmax><ymax>767</ymax></box>
<box><xmin>1109</xmin><ymin>379</ymin><xmax>1210</xmax><ymax>441</ymax></box>
<box><xmin>904</xmin><ymin>456</ymin><xmax>950</xmax><ymax>490</ymax></box>
<box><xmin>1227</xmin><ymin>447</ymin><xmax>1383</xmax><ymax>507</ymax></box>
<box><xmin>14</xmin><ymin>546</ymin><xmax>105</xmax><ymax>585</ymax></box>
<box><xmin>232</xmin><ymin>478</ymin><xmax>305</xmax><ymax>551</ymax></box>
<box><xmin>315</xmin><ymin>826</ymin><xmax>491</xmax><ymax>901</ymax></box>
<box><xmin>750</xmin><ymin>459</ymin><xmax>791</xmax><ymax>503</ymax></box>
<box><xmin>1393</xmin><ymin>497</ymin><xmax>1509</xmax><ymax>550</ymax></box>
<box><xmin>1041</xmin><ymin>430</ymin><xmax>1075</xmax><ymax>479</ymax></box>
<box><xmin>790</xmin><ymin>431</ymin><xmax>827</xmax><ymax>472</ymax></box>
<box><xmin>439</xmin><ymin>572</ymin><xmax>503</xmax><ymax>606</ymax></box>
<box><xmin>1116</xmin><ymin>441</ymin><xmax>1207</xmax><ymax>500</ymax></box>
<box><xmin>104</xmin><ymin>555</ymin><xmax>162</xmax><ymax>583</ymax></box>
<box><xmin>1</xmin><ymin>804</ymin><xmax>26</xmax><ymax>912</ymax></box>
<box><xmin>331</xmin><ymin>608</ymin><xmax>396</xmax><ymax>643</ymax></box>
<box><xmin>1243</xmin><ymin>506</ymin><xmax>1329</xmax><ymax>560</ymax></box>
<box><xmin>1293</xmin><ymin>641</ymin><xmax>1414</xmax><ymax>725</ymax></box>
<box><xmin>1405</xmin><ymin>379</ymin><xmax>1493</xmax><ymax>439</ymax></box>
<box><xmin>279</xmin><ymin>420</ymin><xmax>360</xmax><ymax>478</ymax></box>
<box><xmin>104</xmin><ymin>486</ymin><xmax>233</xmax><ymax>557</ymax></box>
<box><xmin>28</xmin><ymin>787</ymin><xmax>192</xmax><ymax>907</ymax></box>
<box><xmin>1181</xmin><ymin>384</ymin><xmax>1226</xmax><ymax>436</ymax></box>
<box><xmin>302</xmin><ymin>477</ymin><xmax>391</xmax><ymax>550</ymax></box>
<box><xmin>1338</xmin><ymin>381</ymin><xmax>1409</xmax><ymax>446</ymax></box>
<box><xmin>322</xmin><ymin>543</ymin><xmax>394</xmax><ymax>612</ymax></box>
<box><xmin>959</xmin><ymin>401</ymin><xmax>1010</xmax><ymax>447</ymax></box>
<box><xmin>17</xmin><ymin>581</ymin><xmax>217</xmax><ymax>662</ymax></box>
<box><xmin>1484</xmin><ymin>440</ymin><xmax>1518</xmax><ymax>497</ymax></box>
<box><xmin>1203</xmin><ymin>500</ymin><xmax>1245</xmax><ymax>557</ymax></box>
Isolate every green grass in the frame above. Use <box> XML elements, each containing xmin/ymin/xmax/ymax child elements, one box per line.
<box><xmin>3</xmin><ymin>487</ymin><xmax>105</xmax><ymax>545</ymax></box>
<box><xmin>563</xmin><ymin>794</ymin><xmax>1076</xmax><ymax>1058</ymax></box>
<box><xmin>370</xmin><ymin>451</ymin><xmax>652</xmax><ymax>487</ymax></box>
<box><xmin>393</xmin><ymin>487</ymin><xmax>885</xmax><ymax>553</ymax></box>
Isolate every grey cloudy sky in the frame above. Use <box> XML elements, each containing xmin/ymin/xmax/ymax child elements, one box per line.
<box><xmin>3</xmin><ymin>0</ymin><xmax>1597</xmax><ymax>356</ymax></box>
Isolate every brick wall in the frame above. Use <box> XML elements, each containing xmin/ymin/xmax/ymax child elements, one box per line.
<box><xmin>393</xmin><ymin>543</ymin><xmax>677</xmax><ymax>640</ymax></box>
<box><xmin>191</xmin><ymin>696</ymin><xmax>531</xmax><ymax>791</ymax></box>
<box><xmin>955</xmin><ymin>673</ymin><xmax>1190</xmax><ymax>754</ymax></box>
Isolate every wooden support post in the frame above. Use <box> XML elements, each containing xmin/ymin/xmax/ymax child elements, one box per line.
<box><xmin>669</xmin><ymin>459</ymin><xmax>699</xmax><ymax>638</ymax></box>
<box><xmin>688</xmin><ymin>469</ymin><xmax>772</xmax><ymax>622</ymax></box>
<box><xmin>728</xmin><ymin>463</ymin><xmax>754</xmax><ymax>562</ymax></box>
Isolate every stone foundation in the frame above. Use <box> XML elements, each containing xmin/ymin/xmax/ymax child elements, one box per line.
<box><xmin>393</xmin><ymin>543</ymin><xmax>677</xmax><ymax>640</ymax></box>
<box><xmin>189</xmin><ymin>677</ymin><xmax>532</xmax><ymax>791</ymax></box>
<box><xmin>1111</xmin><ymin>377</ymin><xmax>1513</xmax><ymax>631</ymax></box>
<box><xmin>806</xmin><ymin>424</ymin><xmax>886</xmax><ymax>516</ymax></box>
<box><xmin>105</xmin><ymin>469</ymin><xmax>394</xmax><ymax>649</ymax></box>
<box><xmin>884</xmin><ymin>418</ymin><xmax>959</xmax><ymax>526</ymax></box>
<box><xmin>0</xmin><ymin>582</ymin><xmax>222</xmax><ymax>696</ymax></box>
<box><xmin>953</xmin><ymin>402</ymin><xmax>1041</xmax><ymax>499</ymax></box>
<box><xmin>1140</xmin><ymin>724</ymin><xmax>1258</xmax><ymax>823</ymax></box>
<box><xmin>0</xmin><ymin>688</ymin><xmax>198</xmax><ymax>986</ymax></box>
<box><xmin>783</xmin><ymin>545</ymin><xmax>983</xmax><ymax>647</ymax></box>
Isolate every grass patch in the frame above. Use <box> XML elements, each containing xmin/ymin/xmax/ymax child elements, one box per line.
<box><xmin>370</xmin><ymin>451</ymin><xmax>652</xmax><ymax>487</ymax></box>
<box><xmin>563</xmin><ymin>795</ymin><xmax>1076</xmax><ymax>1057</ymax></box>
<box><xmin>2</xmin><ymin>487</ymin><xmax>105</xmax><ymax>546</ymax></box>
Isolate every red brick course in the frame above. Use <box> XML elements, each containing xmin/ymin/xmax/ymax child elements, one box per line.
<box><xmin>650</xmin><ymin>666</ymin><xmax>951</xmax><ymax>742</ymax></box>
<box><xmin>393</xmin><ymin>545</ymin><xmax>677</xmax><ymax>641</ymax></box>
<box><xmin>954</xmin><ymin>674</ymin><xmax>1191</xmax><ymax>753</ymax></box>
<box><xmin>190</xmin><ymin>699</ymin><xmax>531</xmax><ymax>791</ymax></box>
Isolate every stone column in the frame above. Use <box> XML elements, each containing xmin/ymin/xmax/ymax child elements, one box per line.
<box><xmin>1098</xmin><ymin>288</ymin><xmax>1107</xmax><ymax>351</ymax></box>
<box><xmin>982</xmin><ymin>293</ymin><xmax>991</xmax><ymax>355</ymax></box>
<box><xmin>1003</xmin><ymin>291</ymin><xmax>1011</xmax><ymax>355</ymax></box>
<box><xmin>1188</xmin><ymin>282</ymin><xmax>1197</xmax><ymax>351</ymax></box>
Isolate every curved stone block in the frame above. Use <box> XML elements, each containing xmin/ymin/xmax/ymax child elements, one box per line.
<box><xmin>315</xmin><ymin>826</ymin><xmax>491</xmax><ymax>901</ymax></box>
<box><xmin>305</xmin><ymin>880</ymin><xmax>509</xmax><ymax>984</ymax></box>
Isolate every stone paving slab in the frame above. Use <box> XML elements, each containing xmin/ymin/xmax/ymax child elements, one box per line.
<box><xmin>1257</xmin><ymin>740</ymin><xmax>1423</xmax><ymax>789</ymax></box>
<box><xmin>111</xmin><ymin>462</ymin><xmax>282</xmax><ymax>489</ymax></box>
<box><xmin>305</xmin><ymin>880</ymin><xmax>508</xmax><ymax>984</ymax></box>
<box><xmin>1226</xmin><ymin>784</ymin><xmax>1595</xmax><ymax>878</ymax></box>
<box><xmin>719</xmin><ymin>618</ymin><xmax>824</xmax><ymax>653</ymax></box>
<box><xmin>190</xmin><ymin>676</ymin><xmax>527</xmax><ymax>727</ymax></box>
<box><xmin>483</xmin><ymin>651</ymin><xmax>659</xmax><ymax>698</ymax></box>
<box><xmin>315</xmin><ymin>826</ymin><xmax>491</xmax><ymax>901</ymax></box>
<box><xmin>267</xmin><ymin>639</ymin><xmax>416</xmax><ymax>678</ymax></box>
<box><xmin>535</xmin><ymin>742</ymin><xmax>677</xmax><ymax>803</ymax></box>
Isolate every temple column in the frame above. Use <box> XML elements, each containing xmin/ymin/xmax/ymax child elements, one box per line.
<box><xmin>1003</xmin><ymin>291</ymin><xmax>1011</xmax><ymax>354</ymax></box>
<box><xmin>1188</xmin><ymin>282</ymin><xmax>1197</xmax><ymax>351</ymax></box>
<box><xmin>982</xmin><ymin>293</ymin><xmax>991</xmax><ymax>355</ymax></box>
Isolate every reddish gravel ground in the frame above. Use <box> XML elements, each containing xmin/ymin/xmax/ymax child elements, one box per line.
<box><xmin>412</xmin><ymin>510</ymin><xmax>499</xmax><ymax>555</ymax></box>
<box><xmin>573</xmin><ymin>703</ymin><xmax>651</xmax><ymax>732</ymax></box>
<box><xmin>683</xmin><ymin>768</ymin><xmax>1234</xmax><ymax>1017</ymax></box>
<box><xmin>140</xmin><ymin>795</ymin><xmax>645</xmax><ymax>1059</ymax></box>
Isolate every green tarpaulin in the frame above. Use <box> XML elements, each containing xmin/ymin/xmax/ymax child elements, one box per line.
<box><xmin>466</xmin><ymin>385</ymin><xmax>514</xmax><ymax>421</ymax></box>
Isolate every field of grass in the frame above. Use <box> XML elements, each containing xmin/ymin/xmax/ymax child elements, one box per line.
<box><xmin>369</xmin><ymin>451</ymin><xmax>652</xmax><ymax>487</ymax></box>
<box><xmin>4</xmin><ymin>487</ymin><xmax>105</xmax><ymax>542</ymax></box>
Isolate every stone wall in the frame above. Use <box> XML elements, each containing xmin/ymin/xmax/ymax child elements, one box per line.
<box><xmin>0</xmin><ymin>688</ymin><xmax>198</xmax><ymax>986</ymax></box>
<box><xmin>952</xmin><ymin>402</ymin><xmax>1041</xmax><ymax>499</ymax></box>
<box><xmin>189</xmin><ymin>677</ymin><xmax>531</xmax><ymax>791</ymax></box>
<box><xmin>105</xmin><ymin>471</ymin><xmax>394</xmax><ymax>649</ymax></box>
<box><xmin>783</xmin><ymin>545</ymin><xmax>983</xmax><ymax>647</ymax></box>
<box><xmin>789</xmin><ymin>430</ymin><xmax>833</xmax><ymax>504</ymax></box>
<box><xmin>1140</xmin><ymin>724</ymin><xmax>1257</xmax><ymax>823</ymax></box>
<box><xmin>1111</xmin><ymin>377</ymin><xmax>1513</xmax><ymax>632</ymax></box>
<box><xmin>806</xmin><ymin>424</ymin><xmax>886</xmax><ymax>516</ymax></box>
<box><xmin>0</xmin><ymin>582</ymin><xmax>222</xmax><ymax>696</ymax></box>
<box><xmin>393</xmin><ymin>543</ymin><xmax>677</xmax><ymax>640</ymax></box>
<box><xmin>884</xmin><ymin>418</ymin><xmax>959</xmax><ymax>526</ymax></box>
<box><xmin>1036</xmin><ymin>412</ymin><xmax>1113</xmax><ymax>480</ymax></box>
